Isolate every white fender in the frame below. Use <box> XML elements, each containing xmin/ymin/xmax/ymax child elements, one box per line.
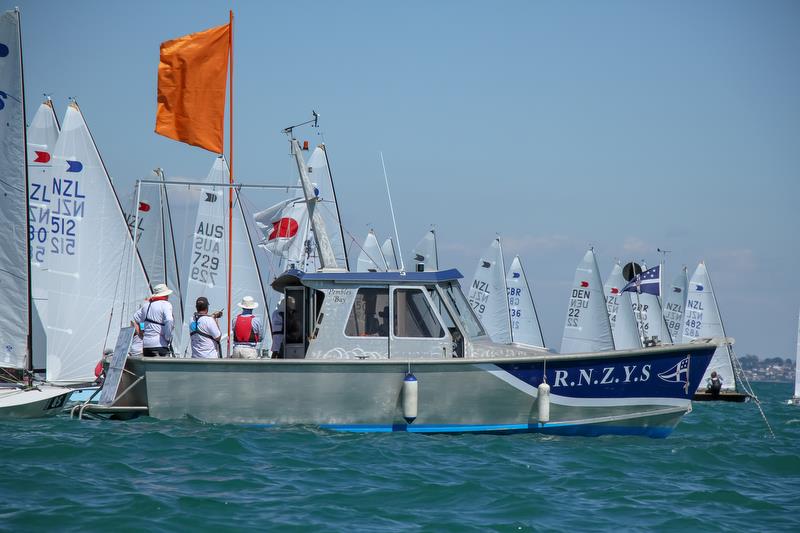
<box><xmin>402</xmin><ymin>373</ymin><xmax>418</xmax><ymax>423</ymax></box>
<box><xmin>537</xmin><ymin>381</ymin><xmax>550</xmax><ymax>423</ymax></box>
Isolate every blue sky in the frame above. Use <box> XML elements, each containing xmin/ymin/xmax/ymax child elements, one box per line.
<box><xmin>14</xmin><ymin>0</ymin><xmax>800</xmax><ymax>357</ymax></box>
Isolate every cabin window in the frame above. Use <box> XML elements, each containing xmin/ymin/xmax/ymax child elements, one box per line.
<box><xmin>393</xmin><ymin>288</ymin><xmax>445</xmax><ymax>338</ymax></box>
<box><xmin>444</xmin><ymin>282</ymin><xmax>486</xmax><ymax>338</ymax></box>
<box><xmin>345</xmin><ymin>287</ymin><xmax>389</xmax><ymax>337</ymax></box>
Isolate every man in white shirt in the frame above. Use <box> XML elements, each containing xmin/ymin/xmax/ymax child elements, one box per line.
<box><xmin>190</xmin><ymin>296</ymin><xmax>222</xmax><ymax>359</ymax></box>
<box><xmin>132</xmin><ymin>284</ymin><xmax>174</xmax><ymax>357</ymax></box>
<box><xmin>231</xmin><ymin>296</ymin><xmax>264</xmax><ymax>359</ymax></box>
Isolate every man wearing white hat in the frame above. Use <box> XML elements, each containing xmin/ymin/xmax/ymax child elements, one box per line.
<box><xmin>132</xmin><ymin>283</ymin><xmax>175</xmax><ymax>357</ymax></box>
<box><xmin>231</xmin><ymin>296</ymin><xmax>264</xmax><ymax>359</ymax></box>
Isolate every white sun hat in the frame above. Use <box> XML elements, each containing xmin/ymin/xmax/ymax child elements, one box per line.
<box><xmin>238</xmin><ymin>296</ymin><xmax>259</xmax><ymax>309</ymax></box>
<box><xmin>150</xmin><ymin>283</ymin><xmax>173</xmax><ymax>298</ymax></box>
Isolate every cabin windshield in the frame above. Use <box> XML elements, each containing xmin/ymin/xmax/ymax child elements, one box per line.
<box><xmin>443</xmin><ymin>282</ymin><xmax>486</xmax><ymax>339</ymax></box>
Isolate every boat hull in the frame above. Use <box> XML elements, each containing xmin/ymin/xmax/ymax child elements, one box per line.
<box><xmin>123</xmin><ymin>344</ymin><xmax>716</xmax><ymax>438</ymax></box>
<box><xmin>692</xmin><ymin>391</ymin><xmax>749</xmax><ymax>402</ymax></box>
<box><xmin>0</xmin><ymin>385</ymin><xmax>72</xmax><ymax>419</ymax></box>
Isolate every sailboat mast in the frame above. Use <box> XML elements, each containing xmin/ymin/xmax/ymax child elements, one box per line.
<box><xmin>321</xmin><ymin>143</ymin><xmax>349</xmax><ymax>271</ymax></box>
<box><xmin>498</xmin><ymin>239</ymin><xmax>513</xmax><ymax>343</ymax></box>
<box><xmin>380</xmin><ymin>152</ymin><xmax>405</xmax><ymax>272</ymax></box>
<box><xmin>226</xmin><ymin>9</ymin><xmax>234</xmax><ymax>356</ymax></box>
<box><xmin>18</xmin><ymin>8</ymin><xmax>33</xmax><ymax>374</ymax></box>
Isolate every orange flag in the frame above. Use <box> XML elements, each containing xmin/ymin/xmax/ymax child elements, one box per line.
<box><xmin>155</xmin><ymin>22</ymin><xmax>230</xmax><ymax>153</ymax></box>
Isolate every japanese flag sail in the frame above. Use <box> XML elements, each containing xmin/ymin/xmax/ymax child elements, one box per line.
<box><xmin>663</xmin><ymin>267</ymin><xmax>689</xmax><ymax>344</ymax></box>
<box><xmin>604</xmin><ymin>262</ymin><xmax>641</xmax><ymax>350</ymax></box>
<box><xmin>356</xmin><ymin>230</ymin><xmax>388</xmax><ymax>272</ymax></box>
<box><xmin>45</xmin><ymin>102</ymin><xmax>150</xmax><ymax>383</ymax></box>
<box><xmin>0</xmin><ymin>9</ymin><xmax>28</xmax><ymax>369</ymax></box>
<box><xmin>27</xmin><ymin>99</ymin><xmax>61</xmax><ymax>370</ymax></box>
<box><xmin>381</xmin><ymin>237</ymin><xmax>399</xmax><ymax>270</ymax></box>
<box><xmin>506</xmin><ymin>256</ymin><xmax>545</xmax><ymax>348</ymax></box>
<box><xmin>683</xmin><ymin>262</ymin><xmax>735</xmax><ymax>391</ymax></box>
<box><xmin>254</xmin><ymin>197</ymin><xmax>309</xmax><ymax>267</ymax></box>
<box><xmin>468</xmin><ymin>238</ymin><xmax>511</xmax><ymax>344</ymax></box>
<box><xmin>561</xmin><ymin>248</ymin><xmax>614</xmax><ymax>354</ymax></box>
<box><xmin>411</xmin><ymin>229</ymin><xmax>438</xmax><ymax>272</ymax></box>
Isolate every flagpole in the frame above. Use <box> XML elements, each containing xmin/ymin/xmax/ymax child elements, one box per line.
<box><xmin>226</xmin><ymin>9</ymin><xmax>234</xmax><ymax>357</ymax></box>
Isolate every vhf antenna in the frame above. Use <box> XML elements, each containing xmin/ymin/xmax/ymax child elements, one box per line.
<box><xmin>283</xmin><ymin>110</ymin><xmax>319</xmax><ymax>138</ymax></box>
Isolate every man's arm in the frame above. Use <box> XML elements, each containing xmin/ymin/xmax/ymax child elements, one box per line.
<box><xmin>163</xmin><ymin>304</ymin><xmax>175</xmax><ymax>342</ymax></box>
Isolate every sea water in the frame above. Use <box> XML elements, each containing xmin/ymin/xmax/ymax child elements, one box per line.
<box><xmin>1</xmin><ymin>382</ymin><xmax>798</xmax><ymax>531</ymax></box>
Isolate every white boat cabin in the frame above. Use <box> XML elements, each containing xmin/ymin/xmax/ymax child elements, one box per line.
<box><xmin>270</xmin><ymin>269</ymin><xmax>489</xmax><ymax>360</ymax></box>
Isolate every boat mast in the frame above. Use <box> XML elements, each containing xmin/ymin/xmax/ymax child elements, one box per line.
<box><xmin>225</xmin><ymin>10</ymin><xmax>235</xmax><ymax>356</ymax></box>
<box><xmin>320</xmin><ymin>141</ymin><xmax>350</xmax><ymax>271</ymax></box>
<box><xmin>380</xmin><ymin>152</ymin><xmax>405</xmax><ymax>272</ymax></box>
<box><xmin>498</xmin><ymin>238</ymin><xmax>513</xmax><ymax>343</ymax></box>
<box><xmin>18</xmin><ymin>8</ymin><xmax>33</xmax><ymax>376</ymax></box>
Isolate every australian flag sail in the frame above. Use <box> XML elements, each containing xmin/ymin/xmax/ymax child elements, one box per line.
<box><xmin>622</xmin><ymin>265</ymin><xmax>661</xmax><ymax>296</ymax></box>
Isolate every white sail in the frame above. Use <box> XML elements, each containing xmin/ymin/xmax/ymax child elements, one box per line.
<box><xmin>604</xmin><ymin>262</ymin><xmax>641</xmax><ymax>350</ymax></box>
<box><xmin>381</xmin><ymin>237</ymin><xmax>399</xmax><ymax>270</ymax></box>
<box><xmin>128</xmin><ymin>173</ymin><xmax>185</xmax><ymax>352</ymax></box>
<box><xmin>794</xmin><ymin>310</ymin><xmax>800</xmax><ymax>399</ymax></box>
<box><xmin>221</xmin><ymin>158</ymin><xmax>270</xmax><ymax>352</ymax></box>
<box><xmin>468</xmin><ymin>238</ymin><xmax>511</xmax><ymax>343</ymax></box>
<box><xmin>0</xmin><ymin>9</ymin><xmax>28</xmax><ymax>369</ymax></box>
<box><xmin>683</xmin><ymin>262</ymin><xmax>735</xmax><ymax>391</ymax></box>
<box><xmin>178</xmin><ymin>157</ymin><xmax>268</xmax><ymax>356</ymax></box>
<box><xmin>663</xmin><ymin>267</ymin><xmax>689</xmax><ymax>344</ymax></box>
<box><xmin>411</xmin><ymin>229</ymin><xmax>438</xmax><ymax>272</ymax></box>
<box><xmin>506</xmin><ymin>256</ymin><xmax>545</xmax><ymax>348</ymax></box>
<box><xmin>45</xmin><ymin>102</ymin><xmax>150</xmax><ymax>383</ymax></box>
<box><xmin>632</xmin><ymin>292</ymin><xmax>668</xmax><ymax>343</ymax></box>
<box><xmin>306</xmin><ymin>145</ymin><xmax>348</xmax><ymax>269</ymax></box>
<box><xmin>356</xmin><ymin>230</ymin><xmax>387</xmax><ymax>272</ymax></box>
<box><xmin>561</xmin><ymin>249</ymin><xmax>614</xmax><ymax>354</ymax></box>
<box><xmin>27</xmin><ymin>99</ymin><xmax>61</xmax><ymax>370</ymax></box>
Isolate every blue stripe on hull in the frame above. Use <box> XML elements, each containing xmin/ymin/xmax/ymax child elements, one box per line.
<box><xmin>318</xmin><ymin>423</ymin><xmax>674</xmax><ymax>438</ymax></box>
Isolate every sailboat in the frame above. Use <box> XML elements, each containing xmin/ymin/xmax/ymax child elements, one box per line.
<box><xmin>682</xmin><ymin>262</ymin><xmax>748</xmax><ymax>402</ymax></box>
<box><xmin>126</xmin><ymin>168</ymin><xmax>185</xmax><ymax>352</ymax></box>
<box><xmin>604</xmin><ymin>261</ymin><xmax>642</xmax><ymax>350</ymax></box>
<box><xmin>356</xmin><ymin>230</ymin><xmax>388</xmax><ymax>272</ymax></box>
<box><xmin>27</xmin><ymin>97</ymin><xmax>61</xmax><ymax>373</ymax></box>
<box><xmin>306</xmin><ymin>144</ymin><xmax>349</xmax><ymax>270</ymax></box>
<box><xmin>0</xmin><ymin>9</ymin><xmax>72</xmax><ymax>417</ymax></box>
<box><xmin>788</xmin><ymin>310</ymin><xmax>800</xmax><ymax>405</ymax></box>
<box><xmin>175</xmin><ymin>156</ymin><xmax>269</xmax><ymax>357</ymax></box>
<box><xmin>506</xmin><ymin>256</ymin><xmax>546</xmax><ymax>348</ymax></box>
<box><xmin>561</xmin><ymin>248</ymin><xmax>615</xmax><ymax>354</ymax></box>
<box><xmin>628</xmin><ymin>263</ymin><xmax>672</xmax><ymax>346</ymax></box>
<box><xmin>662</xmin><ymin>267</ymin><xmax>689</xmax><ymax>344</ymax></box>
<box><xmin>381</xmin><ymin>237</ymin><xmax>399</xmax><ymax>270</ymax></box>
<box><xmin>411</xmin><ymin>229</ymin><xmax>438</xmax><ymax>272</ymax></box>
<box><xmin>467</xmin><ymin>238</ymin><xmax>511</xmax><ymax>343</ymax></box>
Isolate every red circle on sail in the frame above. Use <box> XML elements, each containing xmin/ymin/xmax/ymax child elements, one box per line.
<box><xmin>269</xmin><ymin>217</ymin><xmax>299</xmax><ymax>240</ymax></box>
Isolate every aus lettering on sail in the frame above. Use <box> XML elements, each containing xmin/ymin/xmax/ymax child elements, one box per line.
<box><xmin>192</xmin><ymin>220</ymin><xmax>224</xmax><ymax>286</ymax></box>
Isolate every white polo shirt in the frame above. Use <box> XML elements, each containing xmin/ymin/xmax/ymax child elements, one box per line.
<box><xmin>190</xmin><ymin>314</ymin><xmax>221</xmax><ymax>359</ymax></box>
<box><xmin>132</xmin><ymin>299</ymin><xmax>174</xmax><ymax>348</ymax></box>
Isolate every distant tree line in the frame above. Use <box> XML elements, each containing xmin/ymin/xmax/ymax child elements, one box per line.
<box><xmin>739</xmin><ymin>354</ymin><xmax>794</xmax><ymax>369</ymax></box>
